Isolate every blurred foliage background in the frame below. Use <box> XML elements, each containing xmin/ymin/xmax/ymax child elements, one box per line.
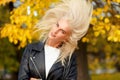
<box><xmin>0</xmin><ymin>0</ymin><xmax>120</xmax><ymax>80</ymax></box>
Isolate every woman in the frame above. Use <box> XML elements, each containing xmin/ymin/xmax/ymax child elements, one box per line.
<box><xmin>18</xmin><ymin>0</ymin><xmax>93</xmax><ymax>80</ymax></box>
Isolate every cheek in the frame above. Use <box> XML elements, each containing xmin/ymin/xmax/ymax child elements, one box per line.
<box><xmin>57</xmin><ymin>34</ymin><xmax>67</xmax><ymax>40</ymax></box>
<box><xmin>49</xmin><ymin>27</ymin><xmax>56</xmax><ymax>35</ymax></box>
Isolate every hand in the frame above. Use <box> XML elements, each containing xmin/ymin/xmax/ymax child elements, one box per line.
<box><xmin>30</xmin><ymin>78</ymin><xmax>41</xmax><ymax>80</ymax></box>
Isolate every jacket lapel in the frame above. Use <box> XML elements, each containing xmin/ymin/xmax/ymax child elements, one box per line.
<box><xmin>47</xmin><ymin>60</ymin><xmax>63</xmax><ymax>78</ymax></box>
<box><xmin>33</xmin><ymin>49</ymin><xmax>46</xmax><ymax>80</ymax></box>
<box><xmin>30</xmin><ymin>41</ymin><xmax>46</xmax><ymax>79</ymax></box>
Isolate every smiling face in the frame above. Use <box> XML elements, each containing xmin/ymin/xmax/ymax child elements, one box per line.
<box><xmin>48</xmin><ymin>19</ymin><xmax>71</xmax><ymax>45</ymax></box>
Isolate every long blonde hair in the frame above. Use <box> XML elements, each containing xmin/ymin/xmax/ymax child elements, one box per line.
<box><xmin>34</xmin><ymin>0</ymin><xmax>93</xmax><ymax>64</ymax></box>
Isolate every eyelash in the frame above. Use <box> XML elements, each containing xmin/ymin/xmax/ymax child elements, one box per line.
<box><xmin>56</xmin><ymin>23</ymin><xmax>59</xmax><ymax>27</ymax></box>
<box><xmin>61</xmin><ymin>30</ymin><xmax>65</xmax><ymax>34</ymax></box>
<box><xmin>56</xmin><ymin>22</ymin><xmax>66</xmax><ymax>34</ymax></box>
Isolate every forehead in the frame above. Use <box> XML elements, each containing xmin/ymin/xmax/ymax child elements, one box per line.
<box><xmin>58</xmin><ymin>19</ymin><xmax>72</xmax><ymax>34</ymax></box>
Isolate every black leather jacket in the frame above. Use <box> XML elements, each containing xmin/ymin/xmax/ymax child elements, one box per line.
<box><xmin>18</xmin><ymin>42</ymin><xmax>77</xmax><ymax>80</ymax></box>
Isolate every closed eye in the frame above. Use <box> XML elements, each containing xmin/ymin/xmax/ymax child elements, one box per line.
<box><xmin>61</xmin><ymin>29</ymin><xmax>66</xmax><ymax>34</ymax></box>
<box><xmin>56</xmin><ymin>22</ymin><xmax>59</xmax><ymax>27</ymax></box>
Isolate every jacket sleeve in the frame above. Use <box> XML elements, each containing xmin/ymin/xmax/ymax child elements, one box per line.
<box><xmin>18</xmin><ymin>45</ymin><xmax>31</xmax><ymax>80</ymax></box>
<box><xmin>64</xmin><ymin>53</ymin><xmax>77</xmax><ymax>80</ymax></box>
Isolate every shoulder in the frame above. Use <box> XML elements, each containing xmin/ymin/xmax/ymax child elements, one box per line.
<box><xmin>71</xmin><ymin>52</ymin><xmax>77</xmax><ymax>61</ymax></box>
<box><xmin>22</xmin><ymin>41</ymin><xmax>44</xmax><ymax>57</ymax></box>
<box><xmin>68</xmin><ymin>53</ymin><xmax>77</xmax><ymax>66</ymax></box>
<box><xmin>26</xmin><ymin>41</ymin><xmax>44</xmax><ymax>51</ymax></box>
<box><xmin>64</xmin><ymin>53</ymin><xmax>77</xmax><ymax>66</ymax></box>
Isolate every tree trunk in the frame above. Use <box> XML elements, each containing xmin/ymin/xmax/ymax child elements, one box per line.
<box><xmin>76</xmin><ymin>41</ymin><xmax>91</xmax><ymax>80</ymax></box>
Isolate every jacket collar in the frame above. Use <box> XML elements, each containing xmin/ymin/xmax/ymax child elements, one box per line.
<box><xmin>31</xmin><ymin>41</ymin><xmax>45</xmax><ymax>52</ymax></box>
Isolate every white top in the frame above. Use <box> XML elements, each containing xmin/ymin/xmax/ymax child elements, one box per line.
<box><xmin>44</xmin><ymin>45</ymin><xmax>60</xmax><ymax>78</ymax></box>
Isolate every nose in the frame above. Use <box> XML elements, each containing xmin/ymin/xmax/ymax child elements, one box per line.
<box><xmin>54</xmin><ymin>28</ymin><xmax>59</xmax><ymax>34</ymax></box>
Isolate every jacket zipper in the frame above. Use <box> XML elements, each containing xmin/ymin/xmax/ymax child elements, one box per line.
<box><xmin>30</xmin><ymin>57</ymin><xmax>42</xmax><ymax>80</ymax></box>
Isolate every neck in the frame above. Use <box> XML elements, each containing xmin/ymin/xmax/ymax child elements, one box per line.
<box><xmin>46</xmin><ymin>39</ymin><xmax>61</xmax><ymax>48</ymax></box>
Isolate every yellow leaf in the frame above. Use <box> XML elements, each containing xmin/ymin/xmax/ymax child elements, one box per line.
<box><xmin>9</xmin><ymin>37</ymin><xmax>13</xmax><ymax>43</ymax></box>
<box><xmin>14</xmin><ymin>39</ymin><xmax>18</xmax><ymax>44</ymax></box>
<box><xmin>116</xmin><ymin>30</ymin><xmax>120</xmax><ymax>35</ymax></box>
<box><xmin>101</xmin><ymin>30</ymin><xmax>106</xmax><ymax>35</ymax></box>
<box><xmin>113</xmin><ymin>0</ymin><xmax>120</xmax><ymax>3</ymax></box>
<box><xmin>105</xmin><ymin>25</ymin><xmax>110</xmax><ymax>31</ymax></box>
<box><xmin>113</xmin><ymin>37</ymin><xmax>118</xmax><ymax>42</ymax></box>
<box><xmin>115</xmin><ymin>14</ymin><xmax>120</xmax><ymax>18</ymax></box>
<box><xmin>94</xmin><ymin>32</ymin><xmax>100</xmax><ymax>37</ymax></box>
<box><xmin>90</xmin><ymin>17</ymin><xmax>97</xmax><ymax>25</ymax></box>
<box><xmin>104</xmin><ymin>18</ymin><xmax>109</xmax><ymax>23</ymax></box>
<box><xmin>99</xmin><ymin>16</ymin><xmax>104</xmax><ymax>20</ymax></box>
<box><xmin>82</xmin><ymin>37</ymin><xmax>89</xmax><ymax>43</ymax></box>
<box><xmin>107</xmin><ymin>36</ymin><xmax>112</xmax><ymax>41</ymax></box>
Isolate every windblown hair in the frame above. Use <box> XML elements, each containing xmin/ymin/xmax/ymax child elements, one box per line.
<box><xmin>34</xmin><ymin>0</ymin><xmax>93</xmax><ymax>64</ymax></box>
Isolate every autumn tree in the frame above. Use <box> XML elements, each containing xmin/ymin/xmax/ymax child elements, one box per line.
<box><xmin>81</xmin><ymin>0</ymin><xmax>120</xmax><ymax>77</ymax></box>
<box><xmin>75</xmin><ymin>0</ymin><xmax>120</xmax><ymax>80</ymax></box>
<box><xmin>0</xmin><ymin>0</ymin><xmax>58</xmax><ymax>49</ymax></box>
